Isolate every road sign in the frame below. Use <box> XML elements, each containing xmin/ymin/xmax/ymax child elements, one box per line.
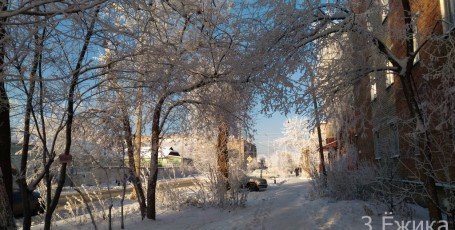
<box><xmin>247</xmin><ymin>156</ymin><xmax>253</xmax><ymax>162</ymax></box>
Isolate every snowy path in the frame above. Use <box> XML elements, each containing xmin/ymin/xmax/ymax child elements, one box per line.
<box><xmin>118</xmin><ymin>177</ymin><xmax>411</xmax><ymax>230</ymax></box>
<box><xmin>31</xmin><ymin>177</ymin><xmax>428</xmax><ymax>230</ymax></box>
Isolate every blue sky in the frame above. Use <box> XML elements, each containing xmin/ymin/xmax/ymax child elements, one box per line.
<box><xmin>253</xmin><ymin>112</ymin><xmax>290</xmax><ymax>157</ymax></box>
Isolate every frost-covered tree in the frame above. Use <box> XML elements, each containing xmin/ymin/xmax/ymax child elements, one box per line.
<box><xmin>100</xmin><ymin>43</ymin><xmax>148</xmax><ymax>218</ymax></box>
<box><xmin>101</xmin><ymin>0</ymin><xmax>257</xmax><ymax>220</ymax></box>
<box><xmin>276</xmin><ymin>117</ymin><xmax>310</xmax><ymax>172</ymax></box>
<box><xmin>0</xmin><ymin>1</ymin><xmax>112</xmax><ymax>229</ymax></box>
<box><xmin>277</xmin><ymin>117</ymin><xmax>310</xmax><ymax>153</ymax></box>
<box><xmin>188</xmin><ymin>82</ymin><xmax>255</xmax><ymax>203</ymax></box>
<box><xmin>0</xmin><ymin>3</ymin><xmax>108</xmax><ymax>227</ymax></box>
<box><xmin>276</xmin><ymin>116</ymin><xmax>331</xmax><ymax>176</ymax></box>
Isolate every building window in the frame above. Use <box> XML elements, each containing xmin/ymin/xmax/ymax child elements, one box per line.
<box><xmin>388</xmin><ymin>121</ymin><xmax>400</xmax><ymax>158</ymax></box>
<box><xmin>386</xmin><ymin>61</ymin><xmax>394</xmax><ymax>87</ymax></box>
<box><xmin>440</xmin><ymin>0</ymin><xmax>455</xmax><ymax>33</ymax></box>
<box><xmin>373</xmin><ymin>128</ymin><xmax>381</xmax><ymax>159</ymax></box>
<box><xmin>370</xmin><ymin>74</ymin><xmax>377</xmax><ymax>101</ymax></box>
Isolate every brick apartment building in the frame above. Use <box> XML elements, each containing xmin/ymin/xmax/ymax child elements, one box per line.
<box><xmin>351</xmin><ymin>0</ymin><xmax>455</xmax><ymax>184</ymax></box>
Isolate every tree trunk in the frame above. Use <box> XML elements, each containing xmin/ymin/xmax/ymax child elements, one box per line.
<box><xmin>400</xmin><ymin>75</ymin><xmax>442</xmax><ymax>224</ymax></box>
<box><xmin>216</xmin><ymin>120</ymin><xmax>229</xmax><ymax>190</ymax></box>
<box><xmin>110</xmin><ymin>73</ymin><xmax>147</xmax><ymax>218</ymax></box>
<box><xmin>146</xmin><ymin>98</ymin><xmax>164</xmax><ymax>220</ymax></box>
<box><xmin>0</xmin><ymin>0</ymin><xmax>13</xmax><ymax>213</ymax></box>
<box><xmin>131</xmin><ymin>91</ymin><xmax>143</xmax><ymax>200</ymax></box>
<box><xmin>304</xmin><ymin>149</ymin><xmax>310</xmax><ymax>174</ymax></box>
<box><xmin>396</xmin><ymin>0</ymin><xmax>442</xmax><ymax>224</ymax></box>
<box><xmin>0</xmin><ymin>166</ymin><xmax>15</xmax><ymax>230</ymax></box>
<box><xmin>0</xmin><ymin>81</ymin><xmax>12</xmax><ymax>203</ymax></box>
<box><xmin>43</xmin><ymin>7</ymin><xmax>100</xmax><ymax>229</ymax></box>
<box><xmin>310</xmin><ymin>73</ymin><xmax>327</xmax><ymax>180</ymax></box>
<box><xmin>122</xmin><ymin>113</ymin><xmax>147</xmax><ymax>219</ymax></box>
<box><xmin>120</xmin><ymin>177</ymin><xmax>126</xmax><ymax>229</ymax></box>
<box><xmin>134</xmin><ymin>89</ymin><xmax>143</xmax><ymax>177</ymax></box>
<box><xmin>104</xmin><ymin>28</ymin><xmax>147</xmax><ymax>218</ymax></box>
<box><xmin>38</xmin><ymin>40</ymin><xmax>53</xmax><ymax>222</ymax></box>
<box><xmin>19</xmin><ymin>27</ymin><xmax>40</xmax><ymax>229</ymax></box>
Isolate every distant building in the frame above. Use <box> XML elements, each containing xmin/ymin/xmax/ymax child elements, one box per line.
<box><xmin>227</xmin><ymin>138</ymin><xmax>257</xmax><ymax>164</ymax></box>
<box><xmin>141</xmin><ymin>134</ymin><xmax>257</xmax><ymax>166</ymax></box>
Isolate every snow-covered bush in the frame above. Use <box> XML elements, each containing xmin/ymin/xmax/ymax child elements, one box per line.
<box><xmin>186</xmin><ymin>148</ymin><xmax>248</xmax><ymax>209</ymax></box>
<box><xmin>308</xmin><ymin>150</ymin><xmax>418</xmax><ymax>220</ymax></box>
<box><xmin>371</xmin><ymin>156</ymin><xmax>420</xmax><ymax>220</ymax></box>
<box><xmin>327</xmin><ymin>160</ymin><xmax>377</xmax><ymax>201</ymax></box>
<box><xmin>139</xmin><ymin>145</ymin><xmax>248</xmax><ymax>212</ymax></box>
<box><xmin>309</xmin><ymin>153</ymin><xmax>377</xmax><ymax>201</ymax></box>
<box><xmin>155</xmin><ymin>180</ymin><xmax>192</xmax><ymax>211</ymax></box>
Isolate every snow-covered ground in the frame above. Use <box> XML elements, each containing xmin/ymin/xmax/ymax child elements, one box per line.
<box><xmin>29</xmin><ymin>177</ymin><xmax>430</xmax><ymax>230</ymax></box>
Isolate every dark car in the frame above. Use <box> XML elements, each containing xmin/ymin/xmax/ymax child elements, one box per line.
<box><xmin>10</xmin><ymin>165</ymin><xmax>43</xmax><ymax>217</ymax></box>
<box><xmin>12</xmin><ymin>190</ymin><xmax>43</xmax><ymax>218</ymax></box>
<box><xmin>241</xmin><ymin>176</ymin><xmax>268</xmax><ymax>191</ymax></box>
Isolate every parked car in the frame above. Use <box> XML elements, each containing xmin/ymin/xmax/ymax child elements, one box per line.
<box><xmin>241</xmin><ymin>176</ymin><xmax>268</xmax><ymax>191</ymax></box>
<box><xmin>12</xmin><ymin>189</ymin><xmax>43</xmax><ymax>218</ymax></box>
<box><xmin>10</xmin><ymin>164</ymin><xmax>43</xmax><ymax>217</ymax></box>
<box><xmin>11</xmin><ymin>164</ymin><xmax>44</xmax><ymax>218</ymax></box>
<box><xmin>248</xmin><ymin>169</ymin><xmax>279</xmax><ymax>179</ymax></box>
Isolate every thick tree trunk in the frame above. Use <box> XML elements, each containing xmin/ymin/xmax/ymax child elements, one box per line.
<box><xmin>0</xmin><ymin>10</ymin><xmax>14</xmax><ymax>227</ymax></box>
<box><xmin>303</xmin><ymin>149</ymin><xmax>310</xmax><ymax>174</ymax></box>
<box><xmin>122</xmin><ymin>114</ymin><xmax>147</xmax><ymax>219</ymax></box>
<box><xmin>400</xmin><ymin>75</ymin><xmax>442</xmax><ymax>224</ymax></box>
<box><xmin>134</xmin><ymin>90</ymin><xmax>143</xmax><ymax>177</ymax></box>
<box><xmin>397</xmin><ymin>1</ymin><xmax>441</xmax><ymax>218</ymax></box>
<box><xmin>0</xmin><ymin>166</ymin><xmax>15</xmax><ymax>230</ymax></box>
<box><xmin>216</xmin><ymin>121</ymin><xmax>229</xmax><ymax>190</ymax></box>
<box><xmin>131</xmin><ymin>93</ymin><xmax>143</xmax><ymax>200</ymax></box>
<box><xmin>0</xmin><ymin>0</ymin><xmax>13</xmax><ymax>213</ymax></box>
<box><xmin>399</xmin><ymin>1</ymin><xmax>441</xmax><ymax>223</ymax></box>
<box><xmin>147</xmin><ymin>99</ymin><xmax>164</xmax><ymax>220</ymax></box>
<box><xmin>0</xmin><ymin>74</ymin><xmax>12</xmax><ymax>210</ymax></box>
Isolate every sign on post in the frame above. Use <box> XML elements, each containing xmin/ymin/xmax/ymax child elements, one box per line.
<box><xmin>59</xmin><ymin>154</ymin><xmax>73</xmax><ymax>164</ymax></box>
<box><xmin>247</xmin><ymin>156</ymin><xmax>253</xmax><ymax>162</ymax></box>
